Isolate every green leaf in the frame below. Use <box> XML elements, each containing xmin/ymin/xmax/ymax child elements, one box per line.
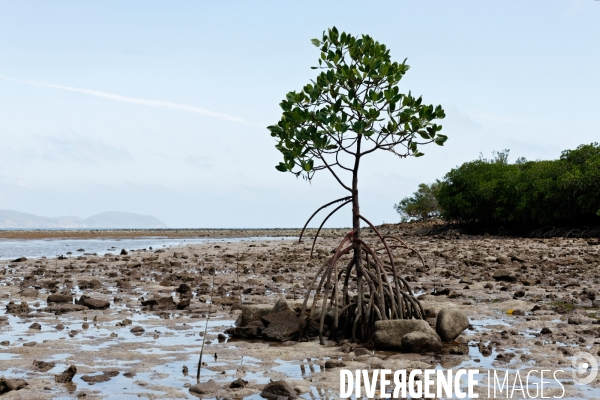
<box><xmin>434</xmin><ymin>134</ymin><xmax>448</xmax><ymax>146</ymax></box>
<box><xmin>311</xmin><ymin>38</ymin><xmax>321</xmax><ymax>47</ymax></box>
<box><xmin>417</xmin><ymin>130</ymin><xmax>429</xmax><ymax>140</ymax></box>
<box><xmin>275</xmin><ymin>163</ymin><xmax>288</xmax><ymax>172</ymax></box>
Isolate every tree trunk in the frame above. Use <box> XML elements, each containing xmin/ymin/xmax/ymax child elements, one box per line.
<box><xmin>351</xmin><ymin>140</ymin><xmax>362</xmax><ymax>310</ymax></box>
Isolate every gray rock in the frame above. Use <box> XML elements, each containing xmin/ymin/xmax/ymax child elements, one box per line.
<box><xmin>229</xmin><ymin>378</ymin><xmax>248</xmax><ymax>388</ymax></box>
<box><xmin>401</xmin><ymin>331</ymin><xmax>442</xmax><ymax>353</ymax></box>
<box><xmin>497</xmin><ymin>256</ymin><xmax>511</xmax><ymax>265</ymax></box>
<box><xmin>176</xmin><ymin>283</ymin><xmax>191</xmax><ymax>294</ymax></box>
<box><xmin>55</xmin><ymin>365</ymin><xmax>77</xmax><ymax>383</ymax></box>
<box><xmin>32</xmin><ymin>360</ymin><xmax>56</xmax><ymax>371</ymax></box>
<box><xmin>260</xmin><ymin>380</ymin><xmax>298</xmax><ymax>399</ymax></box>
<box><xmin>436</xmin><ymin>308</ymin><xmax>470</xmax><ymax>342</ymax></box>
<box><xmin>238</xmin><ymin>304</ymin><xmax>272</xmax><ymax>327</ymax></box>
<box><xmin>89</xmin><ymin>279</ymin><xmax>102</xmax><ymax>288</ymax></box>
<box><xmin>141</xmin><ymin>296</ymin><xmax>175</xmax><ymax>310</ymax></box>
<box><xmin>117</xmin><ymin>281</ymin><xmax>132</xmax><ymax>289</ymax></box>
<box><xmin>354</xmin><ymin>348</ymin><xmax>371</xmax><ymax>356</ymax></box>
<box><xmin>6</xmin><ymin>301</ymin><xmax>29</xmax><ymax>315</ymax></box>
<box><xmin>261</xmin><ymin>322</ymin><xmax>299</xmax><ymax>342</ymax></box>
<box><xmin>324</xmin><ymin>360</ymin><xmax>346</xmax><ymax>368</ymax></box>
<box><xmin>271</xmin><ymin>296</ymin><xmax>293</xmax><ymax>314</ymax></box>
<box><xmin>20</xmin><ymin>288</ymin><xmax>39</xmax><ymax>297</ymax></box>
<box><xmin>189</xmin><ymin>379</ymin><xmax>220</xmax><ymax>395</ymax></box>
<box><xmin>261</xmin><ymin>310</ymin><xmax>298</xmax><ymax>327</ymax></box>
<box><xmin>78</xmin><ymin>296</ymin><xmax>110</xmax><ymax>310</ymax></box>
<box><xmin>81</xmin><ymin>371</ymin><xmax>119</xmax><ymax>383</ymax></box>
<box><xmin>225</xmin><ymin>326</ymin><xmax>262</xmax><ymax>338</ymax></box>
<box><xmin>568</xmin><ymin>317</ymin><xmax>588</xmax><ymax>325</ymax></box>
<box><xmin>130</xmin><ymin>326</ymin><xmax>145</xmax><ymax>334</ymax></box>
<box><xmin>0</xmin><ymin>377</ymin><xmax>28</xmax><ymax>394</ymax></box>
<box><xmin>373</xmin><ymin>319</ymin><xmax>436</xmax><ymax>350</ymax></box>
<box><xmin>47</xmin><ymin>294</ymin><xmax>73</xmax><ymax>303</ymax></box>
<box><xmin>45</xmin><ymin>304</ymin><xmax>86</xmax><ymax>314</ymax></box>
<box><xmin>492</xmin><ymin>269</ymin><xmax>517</xmax><ymax>282</ymax></box>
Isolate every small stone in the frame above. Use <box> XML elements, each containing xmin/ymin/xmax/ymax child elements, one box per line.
<box><xmin>47</xmin><ymin>294</ymin><xmax>73</xmax><ymax>304</ymax></box>
<box><xmin>324</xmin><ymin>360</ymin><xmax>346</xmax><ymax>368</ymax></box>
<box><xmin>353</xmin><ymin>348</ymin><xmax>371</xmax><ymax>356</ymax></box>
<box><xmin>78</xmin><ymin>296</ymin><xmax>110</xmax><ymax>310</ymax></box>
<box><xmin>260</xmin><ymin>380</ymin><xmax>298</xmax><ymax>399</ymax></box>
<box><xmin>20</xmin><ymin>288</ymin><xmax>39</xmax><ymax>297</ymax></box>
<box><xmin>189</xmin><ymin>379</ymin><xmax>220</xmax><ymax>395</ymax></box>
<box><xmin>436</xmin><ymin>308</ymin><xmax>470</xmax><ymax>342</ymax></box>
<box><xmin>0</xmin><ymin>377</ymin><xmax>28</xmax><ymax>393</ymax></box>
<box><xmin>229</xmin><ymin>378</ymin><xmax>248</xmax><ymax>388</ymax></box>
<box><xmin>55</xmin><ymin>365</ymin><xmax>77</xmax><ymax>383</ymax></box>
<box><xmin>130</xmin><ymin>326</ymin><xmax>145</xmax><ymax>335</ymax></box>
<box><xmin>32</xmin><ymin>360</ymin><xmax>56</xmax><ymax>371</ymax></box>
<box><xmin>492</xmin><ymin>269</ymin><xmax>517</xmax><ymax>282</ymax></box>
<box><xmin>6</xmin><ymin>301</ymin><xmax>29</xmax><ymax>315</ymax></box>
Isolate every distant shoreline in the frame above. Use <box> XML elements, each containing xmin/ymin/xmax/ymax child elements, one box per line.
<box><xmin>0</xmin><ymin>227</ymin><xmax>348</xmax><ymax>239</ymax></box>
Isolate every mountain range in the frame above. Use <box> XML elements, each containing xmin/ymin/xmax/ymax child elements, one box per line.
<box><xmin>0</xmin><ymin>209</ymin><xmax>168</xmax><ymax>229</ymax></box>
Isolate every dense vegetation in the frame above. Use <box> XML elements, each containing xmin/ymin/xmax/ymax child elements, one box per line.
<box><xmin>393</xmin><ymin>182</ymin><xmax>441</xmax><ymax>222</ymax></box>
<box><xmin>396</xmin><ymin>143</ymin><xmax>600</xmax><ymax>232</ymax></box>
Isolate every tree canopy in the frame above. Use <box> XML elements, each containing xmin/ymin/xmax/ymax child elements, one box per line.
<box><xmin>394</xmin><ymin>182</ymin><xmax>441</xmax><ymax>222</ymax></box>
<box><xmin>268</xmin><ymin>26</ymin><xmax>447</xmax><ymax>187</ymax></box>
<box><xmin>436</xmin><ymin>143</ymin><xmax>600</xmax><ymax>229</ymax></box>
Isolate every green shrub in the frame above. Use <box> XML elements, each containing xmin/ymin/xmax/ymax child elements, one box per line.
<box><xmin>435</xmin><ymin>143</ymin><xmax>600</xmax><ymax>229</ymax></box>
<box><xmin>394</xmin><ymin>182</ymin><xmax>441</xmax><ymax>222</ymax></box>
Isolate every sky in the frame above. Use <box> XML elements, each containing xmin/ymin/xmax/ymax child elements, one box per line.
<box><xmin>0</xmin><ymin>1</ymin><xmax>598</xmax><ymax>228</ymax></box>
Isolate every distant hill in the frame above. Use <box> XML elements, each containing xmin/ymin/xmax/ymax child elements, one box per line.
<box><xmin>0</xmin><ymin>210</ymin><xmax>168</xmax><ymax>229</ymax></box>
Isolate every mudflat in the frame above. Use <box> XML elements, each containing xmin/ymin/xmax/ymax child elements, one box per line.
<box><xmin>1</xmin><ymin>225</ymin><xmax>599</xmax><ymax>399</ymax></box>
<box><xmin>0</xmin><ymin>228</ymin><xmax>339</xmax><ymax>240</ymax></box>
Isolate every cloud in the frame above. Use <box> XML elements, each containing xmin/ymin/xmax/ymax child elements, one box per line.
<box><xmin>443</xmin><ymin>105</ymin><xmax>483</xmax><ymax>131</ymax></box>
<box><xmin>14</xmin><ymin>134</ymin><xmax>132</xmax><ymax>165</ymax></box>
<box><xmin>14</xmin><ymin>179</ymin><xmax>34</xmax><ymax>190</ymax></box>
<box><xmin>185</xmin><ymin>155</ymin><xmax>212</xmax><ymax>169</ymax></box>
<box><xmin>0</xmin><ymin>76</ymin><xmax>253</xmax><ymax>125</ymax></box>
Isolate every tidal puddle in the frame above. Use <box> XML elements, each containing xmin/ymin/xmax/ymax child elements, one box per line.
<box><xmin>0</xmin><ymin>236</ymin><xmax>294</xmax><ymax>260</ymax></box>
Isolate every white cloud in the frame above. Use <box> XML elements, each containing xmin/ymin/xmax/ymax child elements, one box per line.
<box><xmin>0</xmin><ymin>76</ymin><xmax>254</xmax><ymax>126</ymax></box>
<box><xmin>14</xmin><ymin>179</ymin><xmax>34</xmax><ymax>190</ymax></box>
<box><xmin>185</xmin><ymin>155</ymin><xmax>212</xmax><ymax>169</ymax></box>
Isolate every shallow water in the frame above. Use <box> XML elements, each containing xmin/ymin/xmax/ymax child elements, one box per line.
<box><xmin>0</xmin><ymin>236</ymin><xmax>294</xmax><ymax>260</ymax></box>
